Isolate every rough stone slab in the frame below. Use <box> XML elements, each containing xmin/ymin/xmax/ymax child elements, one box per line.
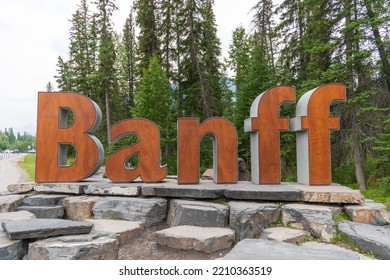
<box><xmin>228</xmin><ymin>201</ymin><xmax>280</xmax><ymax>240</ymax></box>
<box><xmin>156</xmin><ymin>225</ymin><xmax>235</xmax><ymax>253</ymax></box>
<box><xmin>224</xmin><ymin>183</ymin><xmax>301</xmax><ymax>201</ymax></box>
<box><xmin>63</xmin><ymin>196</ymin><xmax>102</xmax><ymax>221</ymax></box>
<box><xmin>92</xmin><ymin>197</ymin><xmax>167</xmax><ymax>227</ymax></box>
<box><xmin>301</xmin><ymin>242</ymin><xmax>370</xmax><ymax>259</ymax></box>
<box><xmin>26</xmin><ymin>233</ymin><xmax>118</xmax><ymax>260</ymax></box>
<box><xmin>281</xmin><ymin>204</ymin><xmax>340</xmax><ymax>242</ymax></box>
<box><xmin>168</xmin><ymin>200</ymin><xmax>229</xmax><ymax>227</ymax></box>
<box><xmin>0</xmin><ymin>211</ymin><xmax>36</xmax><ymax>223</ymax></box>
<box><xmin>142</xmin><ymin>180</ymin><xmax>227</xmax><ymax>199</ymax></box>
<box><xmin>34</xmin><ymin>182</ymin><xmax>89</xmax><ymax>194</ymax></box>
<box><xmin>0</xmin><ymin>195</ymin><xmax>25</xmax><ymax>213</ymax></box>
<box><xmin>260</xmin><ymin>227</ymin><xmax>310</xmax><ymax>243</ymax></box>
<box><xmin>222</xmin><ymin>239</ymin><xmax>368</xmax><ymax>260</ymax></box>
<box><xmin>2</xmin><ymin>219</ymin><xmax>93</xmax><ymax>240</ymax></box>
<box><xmin>88</xmin><ymin>219</ymin><xmax>144</xmax><ymax>245</ymax></box>
<box><xmin>201</xmin><ymin>169</ymin><xmax>214</xmax><ymax>180</ymax></box>
<box><xmin>338</xmin><ymin>221</ymin><xmax>390</xmax><ymax>259</ymax></box>
<box><xmin>344</xmin><ymin>201</ymin><xmax>390</xmax><ymax>225</ymax></box>
<box><xmin>84</xmin><ymin>182</ymin><xmax>140</xmax><ymax>196</ymax></box>
<box><xmin>7</xmin><ymin>182</ymin><xmax>35</xmax><ymax>194</ymax></box>
<box><xmin>295</xmin><ymin>185</ymin><xmax>364</xmax><ymax>204</ymax></box>
<box><xmin>0</xmin><ymin>231</ymin><xmax>24</xmax><ymax>260</ymax></box>
<box><xmin>22</xmin><ymin>194</ymin><xmax>68</xmax><ymax>206</ymax></box>
<box><xmin>17</xmin><ymin>206</ymin><xmax>64</xmax><ymax>219</ymax></box>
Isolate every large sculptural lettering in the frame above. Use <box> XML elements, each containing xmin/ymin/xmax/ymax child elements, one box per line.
<box><xmin>35</xmin><ymin>84</ymin><xmax>346</xmax><ymax>186</ymax></box>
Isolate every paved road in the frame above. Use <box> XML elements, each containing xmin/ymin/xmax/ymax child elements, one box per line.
<box><xmin>0</xmin><ymin>153</ymin><xmax>27</xmax><ymax>195</ymax></box>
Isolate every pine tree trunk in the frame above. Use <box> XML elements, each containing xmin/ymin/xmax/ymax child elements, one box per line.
<box><xmin>345</xmin><ymin>0</ymin><xmax>367</xmax><ymax>190</ymax></box>
<box><xmin>105</xmin><ymin>89</ymin><xmax>111</xmax><ymax>145</ymax></box>
<box><xmin>351</xmin><ymin>110</ymin><xmax>367</xmax><ymax>189</ymax></box>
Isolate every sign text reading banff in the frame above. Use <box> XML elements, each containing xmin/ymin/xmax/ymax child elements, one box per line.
<box><xmin>35</xmin><ymin>84</ymin><xmax>346</xmax><ymax>186</ymax></box>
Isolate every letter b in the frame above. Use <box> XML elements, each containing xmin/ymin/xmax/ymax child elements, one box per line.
<box><xmin>35</xmin><ymin>92</ymin><xmax>104</xmax><ymax>182</ymax></box>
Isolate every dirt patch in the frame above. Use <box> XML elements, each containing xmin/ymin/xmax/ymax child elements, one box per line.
<box><xmin>118</xmin><ymin>224</ymin><xmax>232</xmax><ymax>260</ymax></box>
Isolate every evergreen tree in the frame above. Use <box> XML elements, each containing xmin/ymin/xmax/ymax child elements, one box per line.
<box><xmin>46</xmin><ymin>81</ymin><xmax>54</xmax><ymax>92</ymax></box>
<box><xmin>8</xmin><ymin>128</ymin><xmax>16</xmax><ymax>146</ymax></box>
<box><xmin>363</xmin><ymin>0</ymin><xmax>390</xmax><ymax>96</ymax></box>
<box><xmin>55</xmin><ymin>56</ymin><xmax>74</xmax><ymax>91</ymax></box>
<box><xmin>228</xmin><ymin>26</ymin><xmax>250</xmax><ymax>97</ymax></box>
<box><xmin>67</xmin><ymin>0</ymin><xmax>98</xmax><ymax>97</ymax></box>
<box><xmin>252</xmin><ymin>0</ymin><xmax>276</xmax><ymax>74</ymax></box>
<box><xmin>179</xmin><ymin>0</ymin><xmax>223</xmax><ymax>119</ymax></box>
<box><xmin>133</xmin><ymin>55</ymin><xmax>173</xmax><ymax>134</ymax></box>
<box><xmin>132</xmin><ymin>55</ymin><xmax>176</xmax><ymax>171</ymax></box>
<box><xmin>94</xmin><ymin>0</ymin><xmax>119</xmax><ymax>145</ymax></box>
<box><xmin>135</xmin><ymin>0</ymin><xmax>160</xmax><ymax>73</ymax></box>
<box><xmin>276</xmin><ymin>0</ymin><xmax>307</xmax><ymax>85</ymax></box>
<box><xmin>0</xmin><ymin>134</ymin><xmax>9</xmax><ymax>151</ymax></box>
<box><xmin>374</xmin><ymin>113</ymin><xmax>390</xmax><ymax>184</ymax></box>
<box><xmin>235</xmin><ymin>40</ymin><xmax>274</xmax><ymax>163</ymax></box>
<box><xmin>120</xmin><ymin>6</ymin><xmax>137</xmax><ymax>113</ymax></box>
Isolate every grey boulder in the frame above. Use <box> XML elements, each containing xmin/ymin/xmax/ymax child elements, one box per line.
<box><xmin>92</xmin><ymin>197</ymin><xmax>167</xmax><ymax>227</ymax></box>
<box><xmin>26</xmin><ymin>233</ymin><xmax>118</xmax><ymax>260</ymax></box>
<box><xmin>168</xmin><ymin>199</ymin><xmax>229</xmax><ymax>227</ymax></box>
<box><xmin>222</xmin><ymin>239</ymin><xmax>368</xmax><ymax>260</ymax></box>
<box><xmin>338</xmin><ymin>221</ymin><xmax>390</xmax><ymax>259</ymax></box>
<box><xmin>2</xmin><ymin>219</ymin><xmax>93</xmax><ymax>240</ymax></box>
<box><xmin>228</xmin><ymin>201</ymin><xmax>280</xmax><ymax>240</ymax></box>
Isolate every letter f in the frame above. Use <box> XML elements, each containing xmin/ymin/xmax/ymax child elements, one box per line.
<box><xmin>245</xmin><ymin>86</ymin><xmax>295</xmax><ymax>184</ymax></box>
<box><xmin>290</xmin><ymin>84</ymin><xmax>346</xmax><ymax>185</ymax></box>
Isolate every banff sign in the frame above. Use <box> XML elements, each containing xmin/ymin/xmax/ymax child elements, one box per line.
<box><xmin>35</xmin><ymin>84</ymin><xmax>346</xmax><ymax>186</ymax></box>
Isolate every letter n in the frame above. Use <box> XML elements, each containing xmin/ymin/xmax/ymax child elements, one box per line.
<box><xmin>290</xmin><ymin>84</ymin><xmax>346</xmax><ymax>185</ymax></box>
<box><xmin>35</xmin><ymin>92</ymin><xmax>104</xmax><ymax>182</ymax></box>
<box><xmin>244</xmin><ymin>86</ymin><xmax>296</xmax><ymax>184</ymax></box>
<box><xmin>178</xmin><ymin>118</ymin><xmax>238</xmax><ymax>184</ymax></box>
<box><xmin>105</xmin><ymin>119</ymin><xmax>167</xmax><ymax>182</ymax></box>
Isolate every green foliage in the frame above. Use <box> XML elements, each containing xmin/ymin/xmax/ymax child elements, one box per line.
<box><xmin>271</xmin><ymin>217</ymin><xmax>285</xmax><ymax>227</ymax></box>
<box><xmin>132</xmin><ymin>55</ymin><xmax>176</xmax><ymax>172</ymax></box>
<box><xmin>303</xmin><ymin>235</ymin><xmax>315</xmax><ymax>242</ymax></box>
<box><xmin>0</xmin><ymin>129</ymin><xmax>35</xmax><ymax>153</ymax></box>
<box><xmin>330</xmin><ymin>232</ymin><xmax>377</xmax><ymax>259</ymax></box>
<box><xmin>373</xmin><ymin>114</ymin><xmax>390</xmax><ymax>181</ymax></box>
<box><xmin>52</xmin><ymin>0</ymin><xmax>390</xmax><ymax>183</ymax></box>
<box><xmin>332</xmin><ymin>164</ymin><xmax>357</xmax><ymax>186</ymax></box>
<box><xmin>234</xmin><ymin>40</ymin><xmax>274</xmax><ymax>162</ymax></box>
<box><xmin>361</xmin><ymin>185</ymin><xmax>390</xmax><ymax>210</ymax></box>
<box><xmin>18</xmin><ymin>155</ymin><xmax>36</xmax><ymax>181</ymax></box>
<box><xmin>0</xmin><ymin>134</ymin><xmax>9</xmax><ymax>150</ymax></box>
<box><xmin>119</xmin><ymin>7</ymin><xmax>137</xmax><ymax>113</ymax></box>
<box><xmin>110</xmin><ymin>215</ymin><xmax>123</xmax><ymax>220</ymax></box>
<box><xmin>332</xmin><ymin>211</ymin><xmax>350</xmax><ymax>226</ymax></box>
<box><xmin>178</xmin><ymin>0</ymin><xmax>223</xmax><ymax>119</ymax></box>
<box><xmin>135</xmin><ymin>0</ymin><xmax>160</xmax><ymax>72</ymax></box>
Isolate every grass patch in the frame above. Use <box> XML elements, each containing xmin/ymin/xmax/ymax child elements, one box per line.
<box><xmin>330</xmin><ymin>233</ymin><xmax>377</xmax><ymax>259</ymax></box>
<box><xmin>270</xmin><ymin>216</ymin><xmax>284</xmax><ymax>227</ymax></box>
<box><xmin>216</xmin><ymin>197</ymin><xmax>229</xmax><ymax>206</ymax></box>
<box><xmin>361</xmin><ymin>186</ymin><xmax>390</xmax><ymax>211</ymax></box>
<box><xmin>276</xmin><ymin>202</ymin><xmax>285</xmax><ymax>208</ymax></box>
<box><xmin>346</xmin><ymin>182</ymin><xmax>390</xmax><ymax>211</ymax></box>
<box><xmin>111</xmin><ymin>215</ymin><xmax>124</xmax><ymax>220</ymax></box>
<box><xmin>332</xmin><ymin>211</ymin><xmax>350</xmax><ymax>226</ymax></box>
<box><xmin>18</xmin><ymin>154</ymin><xmax>36</xmax><ymax>181</ymax></box>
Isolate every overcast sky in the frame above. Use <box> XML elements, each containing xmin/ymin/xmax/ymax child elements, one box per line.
<box><xmin>0</xmin><ymin>0</ymin><xmax>257</xmax><ymax>134</ymax></box>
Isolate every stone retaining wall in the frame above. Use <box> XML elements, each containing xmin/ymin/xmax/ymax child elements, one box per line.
<box><xmin>1</xmin><ymin>178</ymin><xmax>389</xmax><ymax>260</ymax></box>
